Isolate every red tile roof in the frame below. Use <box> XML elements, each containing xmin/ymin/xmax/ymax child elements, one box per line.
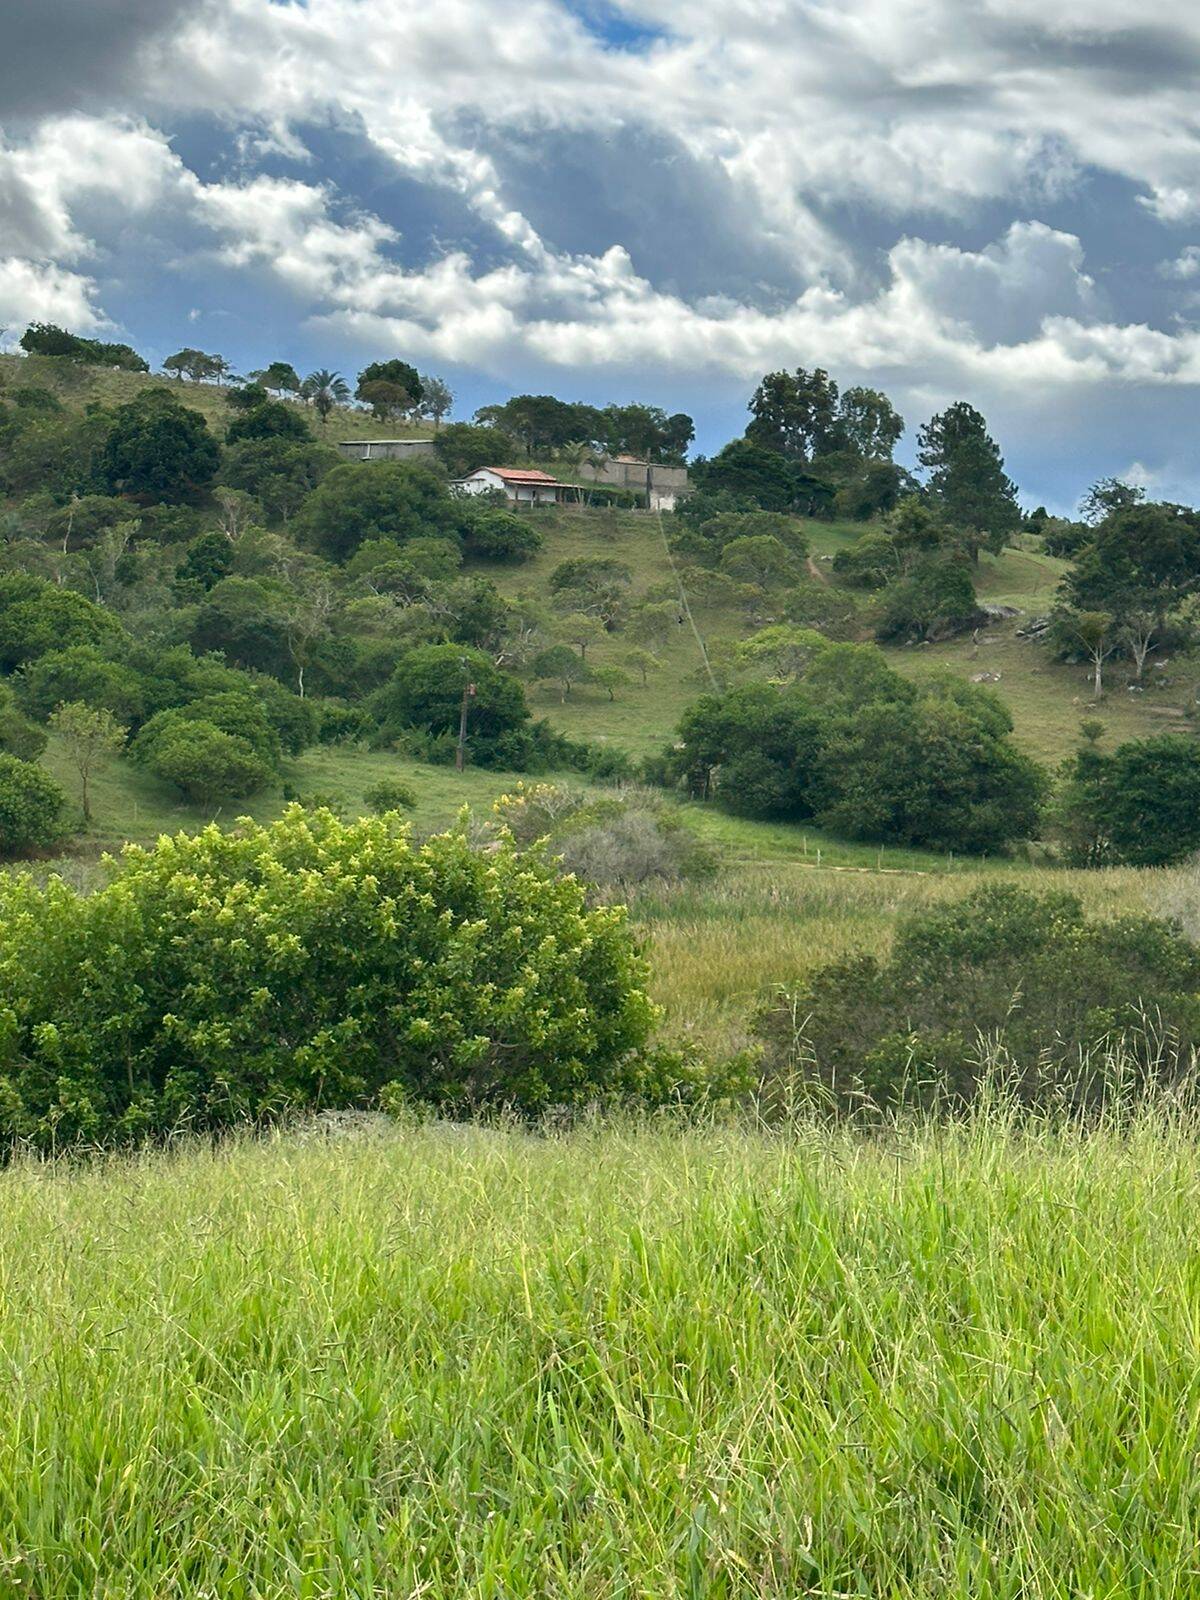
<box><xmin>485</xmin><ymin>467</ymin><xmax>562</xmax><ymax>483</ymax></box>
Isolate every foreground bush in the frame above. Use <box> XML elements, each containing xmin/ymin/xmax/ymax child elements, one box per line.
<box><xmin>757</xmin><ymin>883</ymin><xmax>1200</xmax><ymax>1110</ymax></box>
<box><xmin>0</xmin><ymin>808</ymin><xmax>657</xmax><ymax>1146</ymax></box>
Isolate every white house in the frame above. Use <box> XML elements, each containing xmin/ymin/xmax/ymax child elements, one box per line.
<box><xmin>452</xmin><ymin>467</ymin><xmax>575</xmax><ymax>505</ymax></box>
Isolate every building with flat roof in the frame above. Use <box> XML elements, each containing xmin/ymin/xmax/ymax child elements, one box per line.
<box><xmin>336</xmin><ymin>439</ymin><xmax>436</xmax><ymax>462</ymax></box>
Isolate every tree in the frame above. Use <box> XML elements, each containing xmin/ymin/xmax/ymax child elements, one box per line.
<box><xmin>417</xmin><ymin>375</ymin><xmax>453</xmax><ymax>429</ymax></box>
<box><xmin>623</xmin><ymin>647</ymin><xmax>661</xmax><ymax>686</ymax></box>
<box><xmin>591</xmin><ymin>665</ymin><xmax>630</xmax><ymax>701</ymax></box>
<box><xmin>253</xmin><ymin>362</ymin><xmax>302</xmax><ymax>398</ymax></box>
<box><xmin>222</xmin><ymin>439</ymin><xmax>340</xmax><ymax>524</ymax></box>
<box><xmin>19</xmin><ymin>323</ymin><xmax>146</xmax><ymax>370</ymax></box>
<box><xmin>1063</xmin><ymin>501</ymin><xmax>1200</xmax><ymax>679</ymax></box>
<box><xmin>132</xmin><ymin>715</ymin><xmax>272</xmax><ymax>803</ymax></box>
<box><xmin>917</xmin><ymin>402</ymin><xmax>1020</xmax><ymax>561</ymax></box>
<box><xmin>280</xmin><ymin>580</ymin><xmax>337</xmax><ymax>697</ymax></box>
<box><xmin>837</xmin><ymin>387</ymin><xmax>904</xmax><ymax>460</ymax></box>
<box><xmin>296</xmin><ymin>461</ymin><xmax>458</xmax><ymax>562</ymax></box>
<box><xmin>460</xmin><ymin>506</ymin><xmax>543</xmax><ymax>562</ymax></box>
<box><xmin>174</xmin><ymin>532</ymin><xmax>234</xmax><ymax>594</ymax></box>
<box><xmin>225</xmin><ymin>383</ymin><xmax>270</xmax><ymax>413</ymax></box>
<box><xmin>16</xmin><ymin>644</ymin><xmax>145</xmax><ymax>724</ymax></box>
<box><xmin>696</xmin><ymin>439</ymin><xmax>798</xmax><ymax>511</ymax></box>
<box><xmin>0</xmin><ymin>754</ymin><xmax>66</xmax><ymax>857</ymax></box>
<box><xmin>188</xmin><ymin>577</ymin><xmax>292</xmax><ymax>679</ymax></box>
<box><xmin>1056</xmin><ymin>734</ymin><xmax>1200</xmax><ymax>867</ymax></box>
<box><xmin>47</xmin><ymin>702</ymin><xmax>126</xmax><ymax>822</ymax></box>
<box><xmin>373</xmin><ymin>645</ymin><xmax>529</xmax><ymax>755</ymax></box>
<box><xmin>718</xmin><ymin>534</ymin><xmax>798</xmax><ymax>590</ymax></box>
<box><xmin>532</xmin><ymin>644</ymin><xmax>591</xmax><ymax>701</ymax></box>
<box><xmin>225</xmin><ymin>401</ymin><xmax>311</xmax><ymax>444</ymax></box>
<box><xmin>555</xmin><ymin>612</ymin><xmax>608</xmax><ymax>661</ymax></box>
<box><xmin>1080</xmin><ymin>477</ymin><xmax>1145</xmax><ymax>526</ymax></box>
<box><xmin>874</xmin><ymin>556</ymin><xmax>979</xmax><ymax>643</ymax></box>
<box><xmin>1070</xmin><ymin>610</ymin><xmax>1117</xmax><ymax>700</ymax></box>
<box><xmin>746</xmin><ymin>368</ymin><xmax>842</xmax><ymax>460</ymax></box>
<box><xmin>356</xmin><ymin>361</ymin><xmax>422</xmax><ymax>418</ymax></box>
<box><xmin>302</xmin><ymin>370</ymin><xmax>350</xmax><ymax>427</ymax></box>
<box><xmin>100</xmin><ymin>390</ymin><xmax>219</xmax><ymax>503</ymax></box>
<box><xmin>433</xmin><ymin>422</ymin><xmax>519</xmax><ymax>477</ymax></box>
<box><xmin>0</xmin><ymin>574</ymin><xmax>123</xmax><ymax>669</ymax></box>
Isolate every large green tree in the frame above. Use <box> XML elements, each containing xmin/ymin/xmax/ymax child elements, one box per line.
<box><xmin>296</xmin><ymin>461</ymin><xmax>458</xmax><ymax>561</ymax></box>
<box><xmin>916</xmin><ymin>402</ymin><xmax>1020</xmax><ymax>560</ymax></box>
<box><xmin>100</xmin><ymin>389</ymin><xmax>219</xmax><ymax>503</ymax></box>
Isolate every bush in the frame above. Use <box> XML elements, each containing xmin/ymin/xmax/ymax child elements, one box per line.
<box><xmin>101</xmin><ymin>389</ymin><xmax>219</xmax><ymax>503</ymax></box>
<box><xmin>0</xmin><ymin>686</ymin><xmax>47</xmax><ymax>761</ymax></box>
<box><xmin>663</xmin><ymin>644</ymin><xmax>1045</xmax><ymax>852</ymax></box>
<box><xmin>363</xmin><ymin>777</ymin><xmax>417</xmax><ymax>813</ymax></box>
<box><xmin>461</xmin><ymin>506</ymin><xmax>543</xmax><ymax>562</ymax></box>
<box><xmin>225</xmin><ymin>402</ymin><xmax>311</xmax><ymax>445</ymax></box>
<box><xmin>874</xmin><ymin>555</ymin><xmax>979</xmax><ymax>643</ymax></box>
<box><xmin>0</xmin><ymin>808</ymin><xmax>657</xmax><ymax>1145</ymax></box>
<box><xmin>1056</xmin><ymin>734</ymin><xmax>1200</xmax><ymax>867</ymax></box>
<box><xmin>131</xmin><ymin>714</ymin><xmax>273</xmax><ymax>803</ymax></box>
<box><xmin>297</xmin><ymin>462</ymin><xmax>458</xmax><ymax>562</ymax></box>
<box><xmin>0</xmin><ymin>754</ymin><xmax>66</xmax><ymax>857</ymax></box>
<box><xmin>372</xmin><ymin>644</ymin><xmax>529</xmax><ymax>759</ymax></box>
<box><xmin>0</xmin><ymin>575</ymin><xmax>123</xmax><ymax>670</ymax></box>
<box><xmin>756</xmin><ymin>884</ymin><xmax>1200</xmax><ymax>1112</ymax></box>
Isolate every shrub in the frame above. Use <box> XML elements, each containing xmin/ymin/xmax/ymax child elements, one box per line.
<box><xmin>0</xmin><ymin>575</ymin><xmax>123</xmax><ymax>670</ymax></box>
<box><xmin>363</xmin><ymin>777</ymin><xmax>418</xmax><ymax>813</ymax></box>
<box><xmin>0</xmin><ymin>686</ymin><xmax>47</xmax><ymax>761</ymax></box>
<box><xmin>101</xmin><ymin>389</ymin><xmax>219</xmax><ymax>502</ymax></box>
<box><xmin>372</xmin><ymin>644</ymin><xmax>529</xmax><ymax>758</ymax></box>
<box><xmin>0</xmin><ymin>754</ymin><xmax>66</xmax><ymax>857</ymax></box>
<box><xmin>1056</xmin><ymin>734</ymin><xmax>1200</xmax><ymax>867</ymax></box>
<box><xmin>131</xmin><ymin>714</ymin><xmax>273</xmax><ymax>803</ymax></box>
<box><xmin>756</xmin><ymin>884</ymin><xmax>1200</xmax><ymax>1112</ymax></box>
<box><xmin>461</xmin><ymin>506</ymin><xmax>543</xmax><ymax>562</ymax></box>
<box><xmin>874</xmin><ymin>555</ymin><xmax>979</xmax><ymax>643</ymax></box>
<box><xmin>225</xmin><ymin>402</ymin><xmax>311</xmax><ymax>445</ymax></box>
<box><xmin>296</xmin><ymin>462</ymin><xmax>457</xmax><ymax>562</ymax></box>
<box><xmin>0</xmin><ymin>808</ymin><xmax>658</xmax><ymax>1145</ymax></box>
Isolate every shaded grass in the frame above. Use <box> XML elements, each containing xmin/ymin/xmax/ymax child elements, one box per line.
<box><xmin>5</xmin><ymin>1115</ymin><xmax>1200</xmax><ymax>1595</ymax></box>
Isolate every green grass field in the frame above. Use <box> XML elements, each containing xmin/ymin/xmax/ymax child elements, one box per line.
<box><xmin>4</xmin><ymin>1113</ymin><xmax>1200</xmax><ymax>1597</ymax></box>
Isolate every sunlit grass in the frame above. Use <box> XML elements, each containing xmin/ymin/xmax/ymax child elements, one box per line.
<box><xmin>4</xmin><ymin>1114</ymin><xmax>1200</xmax><ymax>1595</ymax></box>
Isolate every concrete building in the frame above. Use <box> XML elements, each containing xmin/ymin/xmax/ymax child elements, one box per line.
<box><xmin>580</xmin><ymin>453</ymin><xmax>690</xmax><ymax>511</ymax></box>
<box><xmin>452</xmin><ymin>467</ymin><xmax>575</xmax><ymax>506</ymax></box>
<box><xmin>336</xmin><ymin>439</ymin><xmax>436</xmax><ymax>462</ymax></box>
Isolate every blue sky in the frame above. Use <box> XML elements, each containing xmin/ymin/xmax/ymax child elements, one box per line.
<box><xmin>5</xmin><ymin>0</ymin><xmax>1200</xmax><ymax>512</ymax></box>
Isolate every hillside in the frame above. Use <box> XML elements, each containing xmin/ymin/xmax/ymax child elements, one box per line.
<box><xmin>0</xmin><ymin>352</ymin><xmax>430</xmax><ymax>448</ymax></box>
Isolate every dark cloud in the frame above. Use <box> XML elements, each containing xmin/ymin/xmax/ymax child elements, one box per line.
<box><xmin>470</xmin><ymin>120</ymin><xmax>814</xmax><ymax>306</ymax></box>
<box><xmin>0</xmin><ymin>0</ymin><xmax>199</xmax><ymax>120</ymax></box>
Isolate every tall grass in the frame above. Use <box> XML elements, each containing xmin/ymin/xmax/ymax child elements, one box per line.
<box><xmin>5</xmin><ymin>1113</ymin><xmax>1200</xmax><ymax>1596</ymax></box>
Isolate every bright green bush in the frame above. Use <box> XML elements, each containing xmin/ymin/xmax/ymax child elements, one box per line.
<box><xmin>0</xmin><ymin>754</ymin><xmax>66</xmax><ymax>857</ymax></box>
<box><xmin>0</xmin><ymin>808</ymin><xmax>657</xmax><ymax>1145</ymax></box>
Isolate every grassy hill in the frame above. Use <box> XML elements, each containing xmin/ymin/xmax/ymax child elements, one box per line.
<box><xmin>0</xmin><ymin>352</ymin><xmax>431</xmax><ymax>447</ymax></box>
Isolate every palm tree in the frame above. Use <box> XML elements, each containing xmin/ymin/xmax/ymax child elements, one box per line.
<box><xmin>302</xmin><ymin>369</ymin><xmax>350</xmax><ymax>429</ymax></box>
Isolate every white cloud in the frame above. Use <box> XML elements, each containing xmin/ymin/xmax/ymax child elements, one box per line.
<box><xmin>0</xmin><ymin>257</ymin><xmax>104</xmax><ymax>333</ymax></box>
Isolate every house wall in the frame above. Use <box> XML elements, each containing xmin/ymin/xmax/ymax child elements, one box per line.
<box><xmin>455</xmin><ymin>470</ymin><xmax>564</xmax><ymax>504</ymax></box>
<box><xmin>335</xmin><ymin>439</ymin><xmax>436</xmax><ymax>462</ymax></box>
<box><xmin>580</xmin><ymin>458</ymin><xmax>690</xmax><ymax>507</ymax></box>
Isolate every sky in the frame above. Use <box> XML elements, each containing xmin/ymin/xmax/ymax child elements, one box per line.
<box><xmin>4</xmin><ymin>1</ymin><xmax>1200</xmax><ymax>511</ymax></box>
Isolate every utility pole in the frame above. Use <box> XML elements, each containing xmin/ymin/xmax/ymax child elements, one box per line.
<box><xmin>456</xmin><ymin>675</ymin><xmax>476</xmax><ymax>771</ymax></box>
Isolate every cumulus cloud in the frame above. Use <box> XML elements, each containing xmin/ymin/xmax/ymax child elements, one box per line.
<box><xmin>5</xmin><ymin>0</ymin><xmax>1200</xmax><ymax>502</ymax></box>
